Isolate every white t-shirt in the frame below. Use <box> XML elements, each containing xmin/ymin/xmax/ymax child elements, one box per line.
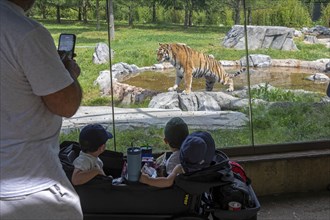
<box><xmin>73</xmin><ymin>152</ymin><xmax>104</xmax><ymax>172</ymax></box>
<box><xmin>165</xmin><ymin>150</ymin><xmax>180</xmax><ymax>175</ymax></box>
<box><xmin>0</xmin><ymin>1</ymin><xmax>74</xmax><ymax>197</ymax></box>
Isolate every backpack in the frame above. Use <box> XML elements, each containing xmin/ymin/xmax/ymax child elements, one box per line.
<box><xmin>59</xmin><ymin>141</ymin><xmax>81</xmax><ymax>180</ymax></box>
<box><xmin>210</xmin><ymin>151</ymin><xmax>255</xmax><ymax>210</ymax></box>
<box><xmin>229</xmin><ymin>160</ymin><xmax>249</xmax><ymax>183</ymax></box>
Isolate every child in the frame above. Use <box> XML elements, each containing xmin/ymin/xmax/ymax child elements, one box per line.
<box><xmin>156</xmin><ymin>117</ymin><xmax>189</xmax><ymax>176</ymax></box>
<box><xmin>71</xmin><ymin>124</ymin><xmax>113</xmax><ymax>186</ymax></box>
<box><xmin>139</xmin><ymin>131</ymin><xmax>216</xmax><ymax>188</ymax></box>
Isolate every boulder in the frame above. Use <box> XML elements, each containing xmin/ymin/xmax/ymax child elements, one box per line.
<box><xmin>305</xmin><ymin>73</ymin><xmax>330</xmax><ymax>82</ymax></box>
<box><xmin>302</xmin><ymin>25</ymin><xmax>330</xmax><ymax>37</ymax></box>
<box><xmin>113</xmin><ymin>82</ymin><xmax>159</xmax><ymax>105</ymax></box>
<box><xmin>304</xmin><ymin>35</ymin><xmax>319</xmax><ymax>44</ymax></box>
<box><xmin>223</xmin><ymin>25</ymin><xmax>298</xmax><ymax>51</ymax></box>
<box><xmin>240</xmin><ymin>54</ymin><xmax>272</xmax><ymax>67</ymax></box>
<box><xmin>148</xmin><ymin>91</ymin><xmax>266</xmax><ymax>111</ymax></box>
<box><xmin>326</xmin><ymin>62</ymin><xmax>330</xmax><ymax>73</ymax></box>
<box><xmin>92</xmin><ymin>42</ymin><xmax>115</xmax><ymax>64</ymax></box>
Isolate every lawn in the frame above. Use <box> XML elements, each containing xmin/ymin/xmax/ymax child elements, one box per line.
<box><xmin>44</xmin><ymin>20</ymin><xmax>330</xmax><ymax>152</ymax></box>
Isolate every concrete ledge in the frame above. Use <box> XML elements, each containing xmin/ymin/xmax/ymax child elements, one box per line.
<box><xmin>229</xmin><ymin>148</ymin><xmax>330</xmax><ymax>196</ymax></box>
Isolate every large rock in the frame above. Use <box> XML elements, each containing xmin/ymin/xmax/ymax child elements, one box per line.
<box><xmin>62</xmin><ymin>106</ymin><xmax>249</xmax><ymax>132</ymax></box>
<box><xmin>94</xmin><ymin>62</ymin><xmax>159</xmax><ymax>104</ymax></box>
<box><xmin>305</xmin><ymin>73</ymin><xmax>330</xmax><ymax>82</ymax></box>
<box><xmin>94</xmin><ymin>62</ymin><xmax>140</xmax><ymax>95</ymax></box>
<box><xmin>113</xmin><ymin>82</ymin><xmax>159</xmax><ymax>105</ymax></box>
<box><xmin>240</xmin><ymin>54</ymin><xmax>272</xmax><ymax>67</ymax></box>
<box><xmin>92</xmin><ymin>42</ymin><xmax>115</xmax><ymax>64</ymax></box>
<box><xmin>326</xmin><ymin>62</ymin><xmax>330</xmax><ymax>73</ymax></box>
<box><xmin>304</xmin><ymin>35</ymin><xmax>319</xmax><ymax>44</ymax></box>
<box><xmin>302</xmin><ymin>25</ymin><xmax>330</xmax><ymax>37</ymax></box>
<box><xmin>148</xmin><ymin>92</ymin><xmax>266</xmax><ymax>111</ymax></box>
<box><xmin>271</xmin><ymin>58</ymin><xmax>330</xmax><ymax>71</ymax></box>
<box><xmin>223</xmin><ymin>25</ymin><xmax>298</xmax><ymax>51</ymax></box>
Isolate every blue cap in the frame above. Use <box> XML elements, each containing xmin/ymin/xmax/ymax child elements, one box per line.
<box><xmin>79</xmin><ymin>124</ymin><xmax>113</xmax><ymax>152</ymax></box>
<box><xmin>180</xmin><ymin>131</ymin><xmax>215</xmax><ymax>173</ymax></box>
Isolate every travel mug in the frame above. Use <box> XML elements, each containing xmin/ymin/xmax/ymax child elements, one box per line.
<box><xmin>127</xmin><ymin>147</ymin><xmax>142</xmax><ymax>182</ymax></box>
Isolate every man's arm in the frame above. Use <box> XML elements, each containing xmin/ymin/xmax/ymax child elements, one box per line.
<box><xmin>41</xmin><ymin>58</ymin><xmax>82</xmax><ymax>118</ymax></box>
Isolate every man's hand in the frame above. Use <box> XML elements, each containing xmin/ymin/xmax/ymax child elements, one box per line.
<box><xmin>58</xmin><ymin>51</ymin><xmax>80</xmax><ymax>79</ymax></box>
<box><xmin>63</xmin><ymin>58</ymin><xmax>81</xmax><ymax>79</ymax></box>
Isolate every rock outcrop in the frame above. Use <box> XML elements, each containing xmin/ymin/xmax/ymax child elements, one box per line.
<box><xmin>92</xmin><ymin>42</ymin><xmax>115</xmax><ymax>64</ymax></box>
<box><xmin>223</xmin><ymin>25</ymin><xmax>298</xmax><ymax>51</ymax></box>
<box><xmin>148</xmin><ymin>91</ymin><xmax>266</xmax><ymax>111</ymax></box>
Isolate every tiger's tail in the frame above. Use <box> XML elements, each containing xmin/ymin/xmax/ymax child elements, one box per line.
<box><xmin>230</xmin><ymin>67</ymin><xmax>246</xmax><ymax>78</ymax></box>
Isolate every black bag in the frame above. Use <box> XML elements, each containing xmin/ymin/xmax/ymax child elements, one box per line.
<box><xmin>59</xmin><ymin>141</ymin><xmax>81</xmax><ymax>180</ymax></box>
<box><xmin>210</xmin><ymin>151</ymin><xmax>255</xmax><ymax>210</ymax></box>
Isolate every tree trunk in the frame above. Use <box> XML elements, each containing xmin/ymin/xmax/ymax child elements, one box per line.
<box><xmin>184</xmin><ymin>9</ymin><xmax>188</xmax><ymax>27</ymax></box>
<box><xmin>108</xmin><ymin>0</ymin><xmax>115</xmax><ymax>40</ymax></box>
<box><xmin>128</xmin><ymin>5</ymin><xmax>134</xmax><ymax>26</ymax></box>
<box><xmin>188</xmin><ymin>8</ymin><xmax>193</xmax><ymax>26</ymax></box>
<box><xmin>233</xmin><ymin>0</ymin><xmax>241</xmax><ymax>25</ymax></box>
<box><xmin>56</xmin><ymin>5</ymin><xmax>61</xmax><ymax>24</ymax></box>
<box><xmin>41</xmin><ymin>3</ymin><xmax>47</xmax><ymax>19</ymax></box>
<box><xmin>96</xmin><ymin>0</ymin><xmax>100</xmax><ymax>30</ymax></box>
<box><xmin>83</xmin><ymin>0</ymin><xmax>88</xmax><ymax>23</ymax></box>
<box><xmin>247</xmin><ymin>6</ymin><xmax>252</xmax><ymax>25</ymax></box>
<box><xmin>78</xmin><ymin>7</ymin><xmax>82</xmax><ymax>21</ymax></box>
<box><xmin>152</xmin><ymin>0</ymin><xmax>157</xmax><ymax>23</ymax></box>
<box><xmin>184</xmin><ymin>0</ymin><xmax>189</xmax><ymax>28</ymax></box>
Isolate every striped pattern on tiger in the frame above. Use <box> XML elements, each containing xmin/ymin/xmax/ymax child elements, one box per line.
<box><xmin>156</xmin><ymin>43</ymin><xmax>244</xmax><ymax>94</ymax></box>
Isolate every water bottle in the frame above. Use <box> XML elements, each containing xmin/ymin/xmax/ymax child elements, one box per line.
<box><xmin>141</xmin><ymin>145</ymin><xmax>152</xmax><ymax>157</ymax></box>
<box><xmin>141</xmin><ymin>145</ymin><xmax>153</xmax><ymax>166</ymax></box>
<box><xmin>127</xmin><ymin>147</ymin><xmax>141</xmax><ymax>182</ymax></box>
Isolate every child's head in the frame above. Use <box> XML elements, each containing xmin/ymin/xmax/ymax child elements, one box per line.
<box><xmin>79</xmin><ymin>124</ymin><xmax>113</xmax><ymax>153</ymax></box>
<box><xmin>179</xmin><ymin>131</ymin><xmax>215</xmax><ymax>173</ymax></box>
<box><xmin>164</xmin><ymin>117</ymin><xmax>189</xmax><ymax>149</ymax></box>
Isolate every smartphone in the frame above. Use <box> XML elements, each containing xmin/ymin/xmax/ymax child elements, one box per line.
<box><xmin>58</xmin><ymin>33</ymin><xmax>76</xmax><ymax>59</ymax></box>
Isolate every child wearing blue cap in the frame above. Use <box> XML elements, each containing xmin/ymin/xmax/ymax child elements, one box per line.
<box><xmin>71</xmin><ymin>124</ymin><xmax>113</xmax><ymax>186</ymax></box>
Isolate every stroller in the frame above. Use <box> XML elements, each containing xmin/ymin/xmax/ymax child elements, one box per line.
<box><xmin>59</xmin><ymin>141</ymin><xmax>260</xmax><ymax>220</ymax></box>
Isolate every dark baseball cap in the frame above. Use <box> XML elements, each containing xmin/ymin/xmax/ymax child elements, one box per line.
<box><xmin>164</xmin><ymin>117</ymin><xmax>189</xmax><ymax>148</ymax></box>
<box><xmin>180</xmin><ymin>131</ymin><xmax>215</xmax><ymax>173</ymax></box>
<box><xmin>79</xmin><ymin>124</ymin><xmax>113</xmax><ymax>152</ymax></box>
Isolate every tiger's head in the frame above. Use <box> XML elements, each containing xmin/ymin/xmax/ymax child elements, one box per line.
<box><xmin>156</xmin><ymin>43</ymin><xmax>171</xmax><ymax>63</ymax></box>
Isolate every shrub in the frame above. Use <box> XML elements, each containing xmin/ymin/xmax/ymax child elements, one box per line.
<box><xmin>320</xmin><ymin>3</ymin><xmax>330</xmax><ymax>27</ymax></box>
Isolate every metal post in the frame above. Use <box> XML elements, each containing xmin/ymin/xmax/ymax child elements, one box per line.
<box><xmin>106</xmin><ymin>0</ymin><xmax>116</xmax><ymax>151</ymax></box>
<box><xmin>243</xmin><ymin>0</ymin><xmax>255</xmax><ymax>147</ymax></box>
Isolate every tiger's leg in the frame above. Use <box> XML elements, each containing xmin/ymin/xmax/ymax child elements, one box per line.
<box><xmin>205</xmin><ymin>77</ymin><xmax>216</xmax><ymax>91</ymax></box>
<box><xmin>168</xmin><ymin>70</ymin><xmax>183</xmax><ymax>92</ymax></box>
<box><xmin>182</xmin><ymin>69</ymin><xmax>193</xmax><ymax>94</ymax></box>
<box><xmin>224</xmin><ymin>78</ymin><xmax>234</xmax><ymax>92</ymax></box>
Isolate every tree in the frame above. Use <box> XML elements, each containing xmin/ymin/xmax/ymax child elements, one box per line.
<box><xmin>34</xmin><ymin>0</ymin><xmax>48</xmax><ymax>19</ymax></box>
<box><xmin>96</xmin><ymin>0</ymin><xmax>100</xmax><ymax>30</ymax></box>
<box><xmin>107</xmin><ymin>0</ymin><xmax>115</xmax><ymax>40</ymax></box>
<box><xmin>116</xmin><ymin>0</ymin><xmax>144</xmax><ymax>26</ymax></box>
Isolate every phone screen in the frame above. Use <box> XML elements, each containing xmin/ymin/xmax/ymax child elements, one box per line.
<box><xmin>58</xmin><ymin>34</ymin><xmax>76</xmax><ymax>59</ymax></box>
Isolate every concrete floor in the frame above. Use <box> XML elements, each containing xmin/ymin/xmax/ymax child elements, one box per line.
<box><xmin>256</xmin><ymin>190</ymin><xmax>330</xmax><ymax>220</ymax></box>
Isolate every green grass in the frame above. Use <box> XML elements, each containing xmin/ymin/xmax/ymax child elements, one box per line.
<box><xmin>45</xmin><ymin>20</ymin><xmax>330</xmax><ymax>151</ymax></box>
<box><xmin>251</xmin><ymin>103</ymin><xmax>330</xmax><ymax>144</ymax></box>
<box><xmin>60</xmin><ymin>126</ymin><xmax>253</xmax><ymax>152</ymax></box>
<box><xmin>43</xmin><ymin>20</ymin><xmax>329</xmax><ymax>105</ymax></box>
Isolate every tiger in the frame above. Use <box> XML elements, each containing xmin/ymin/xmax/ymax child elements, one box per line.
<box><xmin>156</xmin><ymin>43</ymin><xmax>244</xmax><ymax>94</ymax></box>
